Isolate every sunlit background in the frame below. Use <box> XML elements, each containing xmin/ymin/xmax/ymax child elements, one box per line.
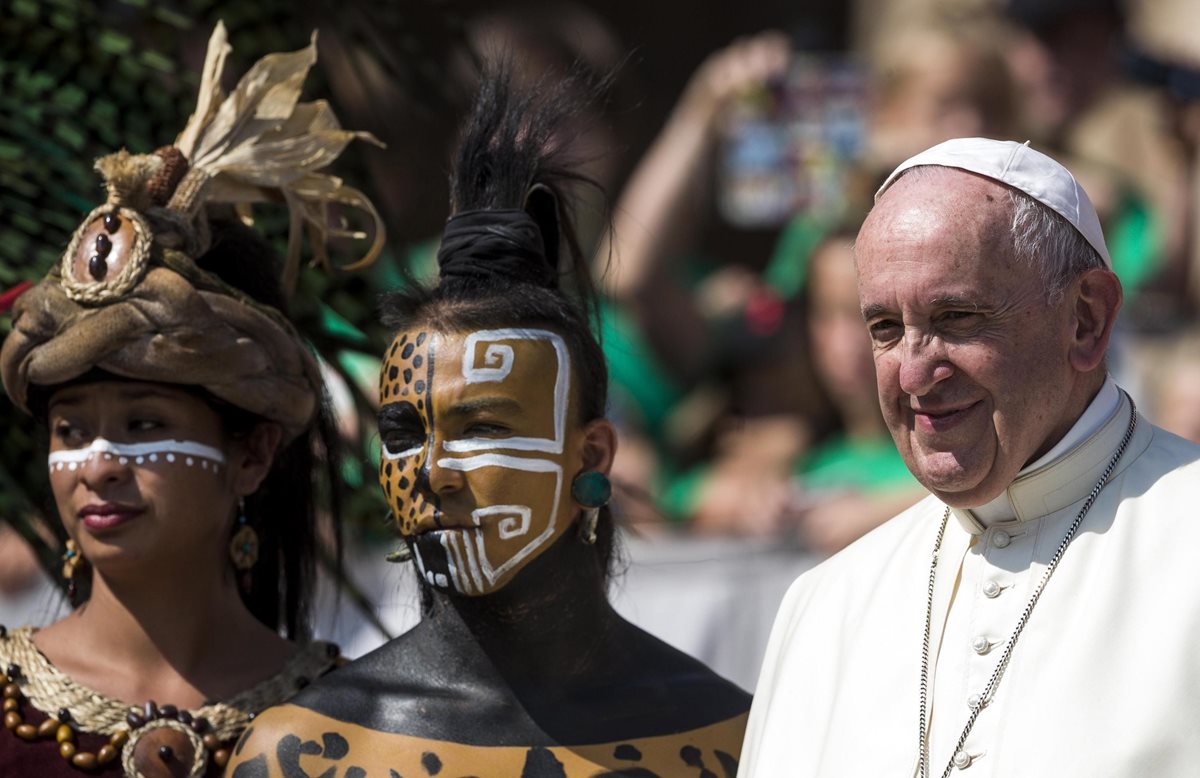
<box><xmin>3</xmin><ymin>0</ymin><xmax>1199</xmax><ymax>689</ymax></box>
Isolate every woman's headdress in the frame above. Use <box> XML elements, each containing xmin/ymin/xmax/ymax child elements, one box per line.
<box><xmin>1</xmin><ymin>22</ymin><xmax>384</xmax><ymax>440</ymax></box>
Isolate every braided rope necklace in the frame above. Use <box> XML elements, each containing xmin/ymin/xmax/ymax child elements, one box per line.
<box><xmin>0</xmin><ymin>625</ymin><xmax>338</xmax><ymax>776</ymax></box>
<box><xmin>916</xmin><ymin>396</ymin><xmax>1138</xmax><ymax>778</ymax></box>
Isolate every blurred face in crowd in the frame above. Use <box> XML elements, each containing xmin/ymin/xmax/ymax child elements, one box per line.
<box><xmin>1157</xmin><ymin>358</ymin><xmax>1200</xmax><ymax>444</ymax></box>
<box><xmin>871</xmin><ymin>29</ymin><xmax>1015</xmax><ymax>165</ymax></box>
<box><xmin>855</xmin><ymin>170</ymin><xmax>1082</xmax><ymax>507</ymax></box>
<box><xmin>378</xmin><ymin>327</ymin><xmax>594</xmax><ymax>596</ymax></box>
<box><xmin>807</xmin><ymin>236</ymin><xmax>877</xmax><ymax>415</ymax></box>
<box><xmin>1004</xmin><ymin>11</ymin><xmax>1122</xmax><ymax>138</ymax></box>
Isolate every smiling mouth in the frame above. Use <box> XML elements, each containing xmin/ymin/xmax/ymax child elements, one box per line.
<box><xmin>78</xmin><ymin>504</ymin><xmax>145</xmax><ymax>531</ymax></box>
<box><xmin>912</xmin><ymin>401</ymin><xmax>981</xmax><ymax>431</ymax></box>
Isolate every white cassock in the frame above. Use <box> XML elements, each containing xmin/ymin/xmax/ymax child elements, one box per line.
<box><xmin>740</xmin><ymin>379</ymin><xmax>1200</xmax><ymax>777</ymax></box>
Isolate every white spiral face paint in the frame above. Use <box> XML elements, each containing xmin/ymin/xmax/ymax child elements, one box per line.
<box><xmin>379</xmin><ymin>327</ymin><xmax>585</xmax><ymax>597</ymax></box>
<box><xmin>48</xmin><ymin>438</ymin><xmax>227</xmax><ymax>475</ymax></box>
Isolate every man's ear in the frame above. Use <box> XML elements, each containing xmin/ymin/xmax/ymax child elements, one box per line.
<box><xmin>231</xmin><ymin>422</ymin><xmax>283</xmax><ymax>497</ymax></box>
<box><xmin>579</xmin><ymin>418</ymin><xmax>618</xmax><ymax>475</ymax></box>
<box><xmin>1068</xmin><ymin>268</ymin><xmax>1122</xmax><ymax>373</ymax></box>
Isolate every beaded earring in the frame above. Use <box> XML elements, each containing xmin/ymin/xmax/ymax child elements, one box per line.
<box><xmin>571</xmin><ymin>471</ymin><xmax>612</xmax><ymax>545</ymax></box>
<box><xmin>385</xmin><ymin>544</ymin><xmax>413</xmax><ymax>563</ymax></box>
<box><xmin>61</xmin><ymin>539</ymin><xmax>83</xmax><ymax>601</ymax></box>
<box><xmin>381</xmin><ymin>511</ymin><xmax>413</xmax><ymax>563</ymax></box>
<box><xmin>229</xmin><ymin>499</ymin><xmax>259</xmax><ymax>594</ymax></box>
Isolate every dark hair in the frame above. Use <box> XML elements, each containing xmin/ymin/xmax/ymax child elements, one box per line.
<box><xmin>32</xmin><ymin>221</ymin><xmax>340</xmax><ymax>640</ymax></box>
<box><xmin>379</xmin><ymin>64</ymin><xmax>617</xmax><ymax>581</ymax></box>
<box><xmin>196</xmin><ymin>220</ymin><xmax>341</xmax><ymax>640</ymax></box>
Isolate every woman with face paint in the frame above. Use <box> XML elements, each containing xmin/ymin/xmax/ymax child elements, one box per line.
<box><xmin>0</xmin><ymin>24</ymin><xmax>382</xmax><ymax>777</ymax></box>
<box><xmin>227</xmin><ymin>69</ymin><xmax>753</xmax><ymax>776</ymax></box>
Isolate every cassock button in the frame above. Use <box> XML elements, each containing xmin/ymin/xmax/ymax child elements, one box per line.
<box><xmin>971</xmin><ymin>636</ymin><xmax>991</xmax><ymax>655</ymax></box>
<box><xmin>991</xmin><ymin>530</ymin><xmax>1011</xmax><ymax>548</ymax></box>
<box><xmin>982</xmin><ymin>580</ymin><xmax>1001</xmax><ymax>598</ymax></box>
<box><xmin>952</xmin><ymin>750</ymin><xmax>972</xmax><ymax>770</ymax></box>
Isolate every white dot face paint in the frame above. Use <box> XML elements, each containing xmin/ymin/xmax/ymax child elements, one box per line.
<box><xmin>47</xmin><ymin>438</ymin><xmax>227</xmax><ymax>476</ymax></box>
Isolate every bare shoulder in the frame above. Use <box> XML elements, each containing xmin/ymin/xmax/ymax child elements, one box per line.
<box><xmin>224</xmin><ymin>701</ymin><xmax>750</xmax><ymax>777</ymax></box>
<box><xmin>600</xmin><ymin>619</ymin><xmax>752</xmax><ymax>730</ymax></box>
<box><xmin>225</xmin><ymin>704</ymin><xmax>360</xmax><ymax>778</ymax></box>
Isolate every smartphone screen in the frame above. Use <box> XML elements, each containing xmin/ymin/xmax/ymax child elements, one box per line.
<box><xmin>718</xmin><ymin>55</ymin><xmax>867</xmax><ymax>228</ymax></box>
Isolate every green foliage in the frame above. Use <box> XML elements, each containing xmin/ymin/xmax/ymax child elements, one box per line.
<box><xmin>0</xmin><ymin>0</ymin><xmax>464</xmax><ymax>593</ymax></box>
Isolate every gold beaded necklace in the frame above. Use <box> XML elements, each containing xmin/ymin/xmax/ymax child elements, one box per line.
<box><xmin>0</xmin><ymin>625</ymin><xmax>338</xmax><ymax>776</ymax></box>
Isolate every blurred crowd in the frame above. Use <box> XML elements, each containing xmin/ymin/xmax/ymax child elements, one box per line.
<box><xmin>4</xmin><ymin>0</ymin><xmax>1200</xmax><ymax>622</ymax></box>
<box><xmin>587</xmin><ymin>0</ymin><xmax>1200</xmax><ymax>553</ymax></box>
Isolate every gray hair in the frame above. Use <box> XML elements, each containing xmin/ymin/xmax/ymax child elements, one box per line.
<box><xmin>1007</xmin><ymin>188</ymin><xmax>1106</xmax><ymax>303</ymax></box>
<box><xmin>892</xmin><ymin>165</ymin><xmax>1106</xmax><ymax>303</ymax></box>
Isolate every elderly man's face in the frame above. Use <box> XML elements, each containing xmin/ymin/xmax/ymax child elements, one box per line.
<box><xmin>856</xmin><ymin>171</ymin><xmax>1079</xmax><ymax>507</ymax></box>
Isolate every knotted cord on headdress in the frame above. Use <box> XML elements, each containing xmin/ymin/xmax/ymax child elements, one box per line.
<box><xmin>436</xmin><ymin>209</ymin><xmax>556</xmax><ymax>289</ymax></box>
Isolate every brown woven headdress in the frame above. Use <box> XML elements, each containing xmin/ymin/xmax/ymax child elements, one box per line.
<box><xmin>1</xmin><ymin>22</ymin><xmax>384</xmax><ymax>441</ymax></box>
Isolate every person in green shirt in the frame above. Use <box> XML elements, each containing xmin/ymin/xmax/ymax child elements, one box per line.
<box><xmin>786</xmin><ymin>226</ymin><xmax>927</xmax><ymax>552</ymax></box>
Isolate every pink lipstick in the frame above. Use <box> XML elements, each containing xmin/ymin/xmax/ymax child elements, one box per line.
<box><xmin>78</xmin><ymin>503</ymin><xmax>144</xmax><ymax>532</ymax></box>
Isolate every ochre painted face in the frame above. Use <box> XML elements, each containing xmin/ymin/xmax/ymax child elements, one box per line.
<box><xmin>378</xmin><ymin>327</ymin><xmax>585</xmax><ymax>595</ymax></box>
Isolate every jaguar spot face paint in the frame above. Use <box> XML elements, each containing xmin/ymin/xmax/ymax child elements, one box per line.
<box><xmin>378</xmin><ymin>327</ymin><xmax>584</xmax><ymax>595</ymax></box>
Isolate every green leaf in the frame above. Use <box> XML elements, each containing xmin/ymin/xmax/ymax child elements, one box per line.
<box><xmin>96</xmin><ymin>30</ymin><xmax>132</xmax><ymax>56</ymax></box>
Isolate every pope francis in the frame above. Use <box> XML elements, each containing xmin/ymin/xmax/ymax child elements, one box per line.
<box><xmin>739</xmin><ymin>138</ymin><xmax>1200</xmax><ymax>777</ymax></box>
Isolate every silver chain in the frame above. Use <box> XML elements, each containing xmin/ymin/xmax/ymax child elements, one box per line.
<box><xmin>917</xmin><ymin>396</ymin><xmax>1138</xmax><ymax>778</ymax></box>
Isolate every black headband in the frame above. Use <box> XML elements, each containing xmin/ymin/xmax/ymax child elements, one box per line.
<box><xmin>436</xmin><ymin>209</ymin><xmax>557</xmax><ymax>289</ymax></box>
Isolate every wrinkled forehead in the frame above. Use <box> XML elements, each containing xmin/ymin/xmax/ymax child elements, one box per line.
<box><xmin>858</xmin><ymin>173</ymin><xmax>1016</xmax><ymax>267</ymax></box>
<box><xmin>872</xmin><ymin>167</ymin><xmax>1011</xmax><ymax>223</ymax></box>
<box><xmin>381</xmin><ymin>327</ymin><xmax>572</xmax><ymax>421</ymax></box>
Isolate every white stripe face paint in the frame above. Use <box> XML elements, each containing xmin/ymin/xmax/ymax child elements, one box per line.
<box><xmin>379</xmin><ymin>327</ymin><xmax>582</xmax><ymax>597</ymax></box>
<box><xmin>473</xmin><ymin>505</ymin><xmax>533</xmax><ymax>540</ymax></box>
<box><xmin>441</xmin><ymin>531</ymin><xmax>467</xmax><ymax>593</ymax></box>
<box><xmin>460</xmin><ymin>532</ymin><xmax>485</xmax><ymax>593</ymax></box>
<box><xmin>48</xmin><ymin>438</ymin><xmax>226</xmax><ymax>476</ymax></box>
<box><xmin>381</xmin><ymin>445</ymin><xmax>423</xmax><ymax>462</ymax></box>
<box><xmin>443</xmin><ymin>329</ymin><xmax>569</xmax><ymax>455</ymax></box>
<box><xmin>435</xmin><ymin>455</ymin><xmax>563</xmax><ymax>589</ymax></box>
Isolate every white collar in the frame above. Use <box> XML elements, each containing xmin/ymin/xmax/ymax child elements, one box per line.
<box><xmin>954</xmin><ymin>376</ymin><xmax>1123</xmax><ymax>533</ymax></box>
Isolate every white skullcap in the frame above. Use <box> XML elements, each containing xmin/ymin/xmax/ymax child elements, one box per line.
<box><xmin>876</xmin><ymin>137</ymin><xmax>1112</xmax><ymax>268</ymax></box>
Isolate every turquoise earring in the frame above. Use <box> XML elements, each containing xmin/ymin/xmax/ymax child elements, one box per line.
<box><xmin>571</xmin><ymin>471</ymin><xmax>611</xmax><ymax>545</ymax></box>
